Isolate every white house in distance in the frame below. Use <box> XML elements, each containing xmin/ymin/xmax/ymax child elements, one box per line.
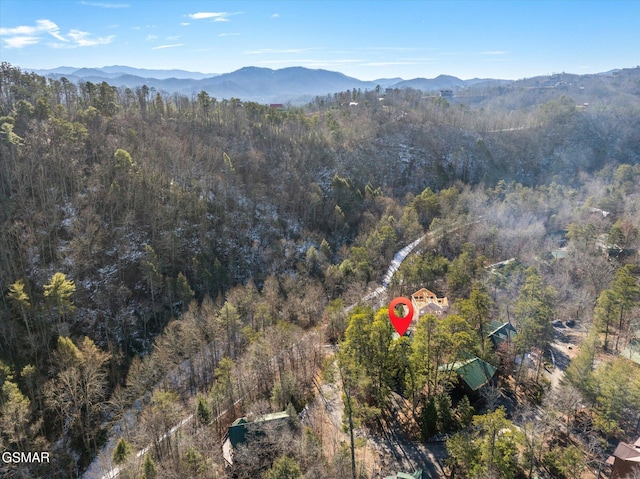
<box><xmin>411</xmin><ymin>288</ymin><xmax>449</xmax><ymax>322</ymax></box>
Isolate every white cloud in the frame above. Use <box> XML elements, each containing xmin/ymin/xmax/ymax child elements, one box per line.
<box><xmin>0</xmin><ymin>19</ymin><xmax>65</xmax><ymax>40</ymax></box>
<box><xmin>218</xmin><ymin>33</ymin><xmax>240</xmax><ymax>37</ymax></box>
<box><xmin>3</xmin><ymin>36</ymin><xmax>40</xmax><ymax>48</ymax></box>
<box><xmin>152</xmin><ymin>43</ymin><xmax>184</xmax><ymax>50</ymax></box>
<box><xmin>0</xmin><ymin>25</ymin><xmax>33</xmax><ymax>35</ymax></box>
<box><xmin>41</xmin><ymin>20</ymin><xmax>66</xmax><ymax>41</ymax></box>
<box><xmin>1</xmin><ymin>19</ymin><xmax>66</xmax><ymax>48</ymax></box>
<box><xmin>189</xmin><ymin>12</ymin><xmax>226</xmax><ymax>20</ymax></box>
<box><xmin>146</xmin><ymin>34</ymin><xmax>158</xmax><ymax>41</ymax></box>
<box><xmin>180</xmin><ymin>22</ymin><xmax>190</xmax><ymax>26</ymax></box>
<box><xmin>67</xmin><ymin>30</ymin><xmax>115</xmax><ymax>47</ymax></box>
<box><xmin>1</xmin><ymin>19</ymin><xmax>114</xmax><ymax>48</ymax></box>
<box><xmin>187</xmin><ymin>12</ymin><xmax>241</xmax><ymax>22</ymax></box>
<box><xmin>480</xmin><ymin>50</ymin><xmax>509</xmax><ymax>55</ymax></box>
<box><xmin>271</xmin><ymin>13</ymin><xmax>280</xmax><ymax>18</ymax></box>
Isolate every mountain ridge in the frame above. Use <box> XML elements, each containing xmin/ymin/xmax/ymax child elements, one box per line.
<box><xmin>28</xmin><ymin>64</ymin><xmax>510</xmax><ymax>103</ymax></box>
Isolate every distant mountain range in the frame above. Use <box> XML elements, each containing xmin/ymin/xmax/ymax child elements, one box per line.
<box><xmin>33</xmin><ymin>65</ymin><xmax>216</xmax><ymax>80</ymax></box>
<box><xmin>30</xmin><ymin>65</ymin><xmax>511</xmax><ymax>104</ymax></box>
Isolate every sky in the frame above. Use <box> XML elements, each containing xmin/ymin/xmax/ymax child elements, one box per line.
<box><xmin>1</xmin><ymin>0</ymin><xmax>639</xmax><ymax>80</ymax></box>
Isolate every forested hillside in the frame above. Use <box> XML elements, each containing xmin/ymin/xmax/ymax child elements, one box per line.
<box><xmin>1</xmin><ymin>63</ymin><xmax>639</xmax><ymax>478</ymax></box>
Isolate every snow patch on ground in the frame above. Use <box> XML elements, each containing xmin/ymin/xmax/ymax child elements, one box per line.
<box><xmin>60</xmin><ymin>201</ymin><xmax>77</xmax><ymax>232</ymax></box>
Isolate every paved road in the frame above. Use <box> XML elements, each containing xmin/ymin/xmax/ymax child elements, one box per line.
<box><xmin>353</xmin><ymin>234</ymin><xmax>426</xmax><ymax>310</ymax></box>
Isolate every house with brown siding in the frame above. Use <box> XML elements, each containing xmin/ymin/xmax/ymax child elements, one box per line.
<box><xmin>411</xmin><ymin>288</ymin><xmax>449</xmax><ymax>321</ymax></box>
<box><xmin>607</xmin><ymin>437</ymin><xmax>640</xmax><ymax>479</ymax></box>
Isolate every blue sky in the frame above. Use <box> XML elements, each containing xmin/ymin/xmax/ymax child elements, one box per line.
<box><xmin>1</xmin><ymin>0</ymin><xmax>638</xmax><ymax>80</ymax></box>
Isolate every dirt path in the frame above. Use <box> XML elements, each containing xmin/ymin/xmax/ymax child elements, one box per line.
<box><xmin>367</xmin><ymin>425</ymin><xmax>448</xmax><ymax>478</ymax></box>
<box><xmin>303</xmin><ymin>361</ymin><xmax>448</xmax><ymax>478</ymax></box>
<box><xmin>544</xmin><ymin>322</ymin><xmax>585</xmax><ymax>389</ymax></box>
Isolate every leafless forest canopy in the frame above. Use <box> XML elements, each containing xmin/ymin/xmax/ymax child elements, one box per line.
<box><xmin>1</xmin><ymin>63</ymin><xmax>639</xmax><ymax>478</ymax></box>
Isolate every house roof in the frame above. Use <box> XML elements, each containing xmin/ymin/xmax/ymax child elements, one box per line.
<box><xmin>411</xmin><ymin>288</ymin><xmax>449</xmax><ymax>311</ymax></box>
<box><xmin>440</xmin><ymin>357</ymin><xmax>497</xmax><ymax>391</ymax></box>
<box><xmin>612</xmin><ymin>440</ymin><xmax>640</xmax><ymax>462</ymax></box>
<box><xmin>231</xmin><ymin>417</ymin><xmax>248</xmax><ymax>426</ymax></box>
<box><xmin>607</xmin><ymin>438</ymin><xmax>640</xmax><ymax>479</ymax></box>
<box><xmin>416</xmin><ymin>302</ymin><xmax>448</xmax><ymax>314</ymax></box>
<box><xmin>550</xmin><ymin>249</ymin><xmax>569</xmax><ymax>260</ymax></box>
<box><xmin>227</xmin><ymin>411</ymin><xmax>289</xmax><ymax>447</ymax></box>
<box><xmin>487</xmin><ymin>321</ymin><xmax>517</xmax><ymax>344</ymax></box>
<box><xmin>412</xmin><ymin>288</ymin><xmax>438</xmax><ymax>302</ymax></box>
<box><xmin>384</xmin><ymin>469</ymin><xmax>423</xmax><ymax>479</ymax></box>
<box><xmin>255</xmin><ymin>411</ymin><xmax>290</xmax><ymax>422</ymax></box>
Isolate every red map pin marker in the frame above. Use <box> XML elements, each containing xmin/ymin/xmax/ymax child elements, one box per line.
<box><xmin>388</xmin><ymin>297</ymin><xmax>414</xmax><ymax>336</ymax></box>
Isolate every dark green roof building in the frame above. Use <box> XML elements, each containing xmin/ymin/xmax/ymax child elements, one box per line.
<box><xmin>486</xmin><ymin>321</ymin><xmax>517</xmax><ymax>348</ymax></box>
<box><xmin>223</xmin><ymin>411</ymin><xmax>290</xmax><ymax>465</ymax></box>
<box><xmin>384</xmin><ymin>469</ymin><xmax>424</xmax><ymax>479</ymax></box>
<box><xmin>439</xmin><ymin>357</ymin><xmax>497</xmax><ymax>391</ymax></box>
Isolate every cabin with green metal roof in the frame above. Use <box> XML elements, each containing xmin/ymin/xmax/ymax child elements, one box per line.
<box><xmin>439</xmin><ymin>357</ymin><xmax>497</xmax><ymax>391</ymax></box>
<box><xmin>383</xmin><ymin>469</ymin><xmax>424</xmax><ymax>479</ymax></box>
<box><xmin>485</xmin><ymin>320</ymin><xmax>517</xmax><ymax>349</ymax></box>
<box><xmin>222</xmin><ymin>411</ymin><xmax>290</xmax><ymax>465</ymax></box>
